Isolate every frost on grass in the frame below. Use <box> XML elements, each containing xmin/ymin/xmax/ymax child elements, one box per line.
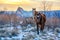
<box><xmin>0</xmin><ymin>24</ymin><xmax>60</xmax><ymax>40</ymax></box>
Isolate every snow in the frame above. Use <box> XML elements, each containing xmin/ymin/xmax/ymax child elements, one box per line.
<box><xmin>20</xmin><ymin>21</ymin><xmax>23</xmax><ymax>24</ymax></box>
<box><xmin>0</xmin><ymin>25</ymin><xmax>60</xmax><ymax>40</ymax></box>
<box><xmin>0</xmin><ymin>7</ymin><xmax>60</xmax><ymax>40</ymax></box>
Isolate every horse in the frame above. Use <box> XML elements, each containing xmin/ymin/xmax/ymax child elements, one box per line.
<box><xmin>34</xmin><ymin>11</ymin><xmax>46</xmax><ymax>34</ymax></box>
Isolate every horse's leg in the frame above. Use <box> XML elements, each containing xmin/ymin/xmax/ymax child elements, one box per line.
<box><xmin>40</xmin><ymin>24</ymin><xmax>45</xmax><ymax>32</ymax></box>
<box><xmin>37</xmin><ymin>23</ymin><xmax>39</xmax><ymax>34</ymax></box>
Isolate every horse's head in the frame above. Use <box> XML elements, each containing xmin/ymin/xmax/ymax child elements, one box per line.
<box><xmin>34</xmin><ymin>11</ymin><xmax>38</xmax><ymax>16</ymax></box>
<box><xmin>35</xmin><ymin>12</ymin><xmax>42</xmax><ymax>23</ymax></box>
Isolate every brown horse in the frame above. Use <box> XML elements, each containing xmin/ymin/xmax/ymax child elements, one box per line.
<box><xmin>34</xmin><ymin>11</ymin><xmax>46</xmax><ymax>34</ymax></box>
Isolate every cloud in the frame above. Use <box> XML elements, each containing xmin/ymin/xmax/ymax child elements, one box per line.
<box><xmin>0</xmin><ymin>0</ymin><xmax>60</xmax><ymax>11</ymax></box>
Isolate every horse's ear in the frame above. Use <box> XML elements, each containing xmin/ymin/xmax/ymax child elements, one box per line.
<box><xmin>32</xmin><ymin>8</ymin><xmax>36</xmax><ymax>11</ymax></box>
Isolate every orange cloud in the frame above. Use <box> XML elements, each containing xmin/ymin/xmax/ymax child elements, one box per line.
<box><xmin>0</xmin><ymin>0</ymin><xmax>60</xmax><ymax>11</ymax></box>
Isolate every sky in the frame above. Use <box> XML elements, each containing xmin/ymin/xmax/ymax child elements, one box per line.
<box><xmin>0</xmin><ymin>0</ymin><xmax>60</xmax><ymax>11</ymax></box>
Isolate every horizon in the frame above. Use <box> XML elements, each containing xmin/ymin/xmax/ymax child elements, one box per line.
<box><xmin>0</xmin><ymin>6</ymin><xmax>60</xmax><ymax>11</ymax></box>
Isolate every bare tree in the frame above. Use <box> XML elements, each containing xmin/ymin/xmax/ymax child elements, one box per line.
<box><xmin>40</xmin><ymin>0</ymin><xmax>53</xmax><ymax>13</ymax></box>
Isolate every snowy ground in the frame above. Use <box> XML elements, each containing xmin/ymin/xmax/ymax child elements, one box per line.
<box><xmin>0</xmin><ymin>24</ymin><xmax>60</xmax><ymax>40</ymax></box>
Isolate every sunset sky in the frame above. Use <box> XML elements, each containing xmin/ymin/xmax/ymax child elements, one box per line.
<box><xmin>0</xmin><ymin>0</ymin><xmax>60</xmax><ymax>11</ymax></box>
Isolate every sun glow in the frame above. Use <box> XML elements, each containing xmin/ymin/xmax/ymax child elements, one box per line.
<box><xmin>0</xmin><ymin>0</ymin><xmax>60</xmax><ymax>11</ymax></box>
<box><xmin>0</xmin><ymin>0</ymin><xmax>22</xmax><ymax>4</ymax></box>
<box><xmin>7</xmin><ymin>0</ymin><xmax>20</xmax><ymax>2</ymax></box>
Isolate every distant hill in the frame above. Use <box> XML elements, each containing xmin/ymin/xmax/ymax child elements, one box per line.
<box><xmin>0</xmin><ymin>7</ymin><xmax>60</xmax><ymax>18</ymax></box>
<box><xmin>43</xmin><ymin>10</ymin><xmax>60</xmax><ymax>18</ymax></box>
<box><xmin>16</xmin><ymin>7</ymin><xmax>33</xmax><ymax>17</ymax></box>
<box><xmin>16</xmin><ymin>7</ymin><xmax>60</xmax><ymax>18</ymax></box>
<box><xmin>0</xmin><ymin>7</ymin><xmax>60</xmax><ymax>26</ymax></box>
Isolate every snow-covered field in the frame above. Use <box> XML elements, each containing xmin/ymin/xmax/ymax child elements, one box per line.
<box><xmin>0</xmin><ymin>24</ymin><xmax>60</xmax><ymax>40</ymax></box>
<box><xmin>0</xmin><ymin>7</ymin><xmax>60</xmax><ymax>40</ymax></box>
